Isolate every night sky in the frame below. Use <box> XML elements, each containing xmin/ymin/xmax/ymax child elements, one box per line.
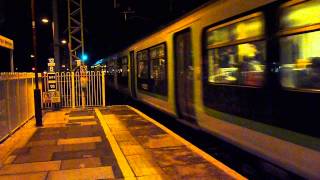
<box><xmin>0</xmin><ymin>0</ymin><xmax>209</xmax><ymax>72</ymax></box>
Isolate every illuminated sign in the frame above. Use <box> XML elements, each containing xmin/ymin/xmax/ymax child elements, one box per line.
<box><xmin>0</xmin><ymin>35</ymin><xmax>14</xmax><ymax>50</ymax></box>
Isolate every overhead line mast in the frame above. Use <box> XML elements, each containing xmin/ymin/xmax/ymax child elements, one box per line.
<box><xmin>68</xmin><ymin>0</ymin><xmax>85</xmax><ymax>70</ymax></box>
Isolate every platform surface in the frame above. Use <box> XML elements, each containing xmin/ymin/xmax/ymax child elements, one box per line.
<box><xmin>0</xmin><ymin>105</ymin><xmax>245</xmax><ymax>180</ymax></box>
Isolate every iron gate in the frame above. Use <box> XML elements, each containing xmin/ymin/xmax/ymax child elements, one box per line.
<box><xmin>42</xmin><ymin>71</ymin><xmax>105</xmax><ymax>108</ymax></box>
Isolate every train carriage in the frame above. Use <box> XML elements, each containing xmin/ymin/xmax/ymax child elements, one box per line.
<box><xmin>102</xmin><ymin>0</ymin><xmax>320</xmax><ymax>178</ymax></box>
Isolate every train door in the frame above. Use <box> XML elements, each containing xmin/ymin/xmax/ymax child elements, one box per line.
<box><xmin>174</xmin><ymin>28</ymin><xmax>197</xmax><ymax>124</ymax></box>
<box><xmin>130</xmin><ymin>51</ymin><xmax>137</xmax><ymax>98</ymax></box>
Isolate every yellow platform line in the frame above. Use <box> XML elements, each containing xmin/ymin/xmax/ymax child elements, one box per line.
<box><xmin>68</xmin><ymin>116</ymin><xmax>95</xmax><ymax>120</ymax></box>
<box><xmin>94</xmin><ymin>108</ymin><xmax>136</xmax><ymax>179</ymax></box>
<box><xmin>127</xmin><ymin>105</ymin><xmax>247</xmax><ymax>180</ymax></box>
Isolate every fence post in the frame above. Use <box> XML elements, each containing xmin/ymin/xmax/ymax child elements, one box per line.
<box><xmin>5</xmin><ymin>79</ymin><xmax>11</xmax><ymax>131</ymax></box>
<box><xmin>71</xmin><ymin>72</ymin><xmax>75</xmax><ymax>108</ymax></box>
<box><xmin>102</xmin><ymin>71</ymin><xmax>106</xmax><ymax>107</ymax></box>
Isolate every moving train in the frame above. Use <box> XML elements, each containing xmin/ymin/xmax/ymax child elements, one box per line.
<box><xmin>97</xmin><ymin>0</ymin><xmax>320</xmax><ymax>178</ymax></box>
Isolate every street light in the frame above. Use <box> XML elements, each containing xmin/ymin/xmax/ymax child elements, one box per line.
<box><xmin>41</xmin><ymin>17</ymin><xmax>49</xmax><ymax>24</ymax></box>
<box><xmin>61</xmin><ymin>39</ymin><xmax>67</xmax><ymax>45</ymax></box>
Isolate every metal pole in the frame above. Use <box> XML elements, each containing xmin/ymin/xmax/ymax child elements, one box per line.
<box><xmin>10</xmin><ymin>50</ymin><xmax>14</xmax><ymax>72</ymax></box>
<box><xmin>52</xmin><ymin>0</ymin><xmax>60</xmax><ymax>71</ymax></box>
<box><xmin>80</xmin><ymin>0</ymin><xmax>84</xmax><ymax>56</ymax></box>
<box><xmin>31</xmin><ymin>0</ymin><xmax>43</xmax><ymax>127</ymax></box>
<box><xmin>67</xmin><ymin>0</ymin><xmax>72</xmax><ymax>70</ymax></box>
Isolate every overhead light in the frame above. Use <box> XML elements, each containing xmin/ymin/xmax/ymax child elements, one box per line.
<box><xmin>30</xmin><ymin>54</ymin><xmax>35</xmax><ymax>58</ymax></box>
<box><xmin>41</xmin><ymin>18</ymin><xmax>49</xmax><ymax>24</ymax></box>
<box><xmin>61</xmin><ymin>39</ymin><xmax>67</xmax><ymax>44</ymax></box>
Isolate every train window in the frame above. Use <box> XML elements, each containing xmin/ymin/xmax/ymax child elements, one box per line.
<box><xmin>117</xmin><ymin>56</ymin><xmax>128</xmax><ymax>87</ymax></box>
<box><xmin>206</xmin><ymin>14</ymin><xmax>266</xmax><ymax>86</ymax></box>
<box><xmin>280</xmin><ymin>0</ymin><xmax>320</xmax><ymax>90</ymax></box>
<box><xmin>137</xmin><ymin>50</ymin><xmax>149</xmax><ymax>79</ymax></box>
<box><xmin>121</xmin><ymin>56</ymin><xmax>128</xmax><ymax>77</ymax></box>
<box><xmin>137</xmin><ymin>50</ymin><xmax>149</xmax><ymax>91</ymax></box>
<box><xmin>149</xmin><ymin>44</ymin><xmax>167</xmax><ymax>96</ymax></box>
<box><xmin>280</xmin><ymin>0</ymin><xmax>320</xmax><ymax>30</ymax></box>
<box><xmin>106</xmin><ymin>59</ymin><xmax>115</xmax><ymax>84</ymax></box>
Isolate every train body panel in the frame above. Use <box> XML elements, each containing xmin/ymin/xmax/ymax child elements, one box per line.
<box><xmin>100</xmin><ymin>0</ymin><xmax>320</xmax><ymax>178</ymax></box>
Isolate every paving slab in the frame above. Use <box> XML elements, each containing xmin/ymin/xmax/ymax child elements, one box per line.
<box><xmin>0</xmin><ymin>161</ymin><xmax>61</xmax><ymax>175</ymax></box>
<box><xmin>61</xmin><ymin>157</ymin><xmax>101</xmax><ymax>170</ymax></box>
<box><xmin>47</xmin><ymin>166</ymin><xmax>114</xmax><ymax>180</ymax></box>
<box><xmin>3</xmin><ymin>156</ymin><xmax>16</xmax><ymax>165</ymax></box>
<box><xmin>57</xmin><ymin>136</ymin><xmax>102</xmax><ymax>145</ymax></box>
<box><xmin>0</xmin><ymin>172</ymin><xmax>47</xmax><ymax>180</ymax></box>
<box><xmin>62</xmin><ymin>142</ymin><xmax>96</xmax><ymax>152</ymax></box>
<box><xmin>126</xmin><ymin>154</ymin><xmax>164</xmax><ymax>177</ymax></box>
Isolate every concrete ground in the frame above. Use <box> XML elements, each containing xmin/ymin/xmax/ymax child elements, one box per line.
<box><xmin>0</xmin><ymin>106</ymin><xmax>245</xmax><ymax>180</ymax></box>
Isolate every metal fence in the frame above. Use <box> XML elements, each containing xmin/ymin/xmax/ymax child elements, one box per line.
<box><xmin>42</xmin><ymin>71</ymin><xmax>105</xmax><ymax>108</ymax></box>
<box><xmin>0</xmin><ymin>73</ymin><xmax>35</xmax><ymax>141</ymax></box>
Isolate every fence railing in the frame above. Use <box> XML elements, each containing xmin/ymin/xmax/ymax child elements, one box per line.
<box><xmin>41</xmin><ymin>71</ymin><xmax>105</xmax><ymax>108</ymax></box>
<box><xmin>0</xmin><ymin>73</ymin><xmax>35</xmax><ymax>141</ymax></box>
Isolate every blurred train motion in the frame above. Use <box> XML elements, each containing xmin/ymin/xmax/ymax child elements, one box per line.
<box><xmin>94</xmin><ymin>0</ymin><xmax>320</xmax><ymax>178</ymax></box>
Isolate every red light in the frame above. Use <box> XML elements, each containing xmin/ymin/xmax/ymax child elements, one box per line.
<box><xmin>32</xmin><ymin>67</ymin><xmax>36</xmax><ymax>71</ymax></box>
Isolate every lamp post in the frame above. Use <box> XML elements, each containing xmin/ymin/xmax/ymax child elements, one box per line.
<box><xmin>31</xmin><ymin>0</ymin><xmax>43</xmax><ymax>127</ymax></box>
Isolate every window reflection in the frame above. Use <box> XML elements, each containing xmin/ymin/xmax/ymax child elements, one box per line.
<box><xmin>208</xmin><ymin>42</ymin><xmax>265</xmax><ymax>86</ymax></box>
<box><xmin>281</xmin><ymin>31</ymin><xmax>320</xmax><ymax>89</ymax></box>
<box><xmin>280</xmin><ymin>0</ymin><xmax>320</xmax><ymax>90</ymax></box>
<box><xmin>137</xmin><ymin>51</ymin><xmax>148</xmax><ymax>79</ymax></box>
<box><xmin>150</xmin><ymin>44</ymin><xmax>167</xmax><ymax>95</ymax></box>
<box><xmin>281</xmin><ymin>0</ymin><xmax>320</xmax><ymax>30</ymax></box>
<box><xmin>207</xmin><ymin>14</ymin><xmax>265</xmax><ymax>86</ymax></box>
<box><xmin>121</xmin><ymin>56</ymin><xmax>128</xmax><ymax>77</ymax></box>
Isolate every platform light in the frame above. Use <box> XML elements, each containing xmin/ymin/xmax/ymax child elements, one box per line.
<box><xmin>41</xmin><ymin>18</ymin><xmax>49</xmax><ymax>24</ymax></box>
<box><xmin>81</xmin><ymin>54</ymin><xmax>88</xmax><ymax>62</ymax></box>
<box><xmin>61</xmin><ymin>39</ymin><xmax>67</xmax><ymax>45</ymax></box>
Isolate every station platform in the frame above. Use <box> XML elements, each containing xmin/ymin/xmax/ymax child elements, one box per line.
<box><xmin>0</xmin><ymin>105</ymin><xmax>245</xmax><ymax>180</ymax></box>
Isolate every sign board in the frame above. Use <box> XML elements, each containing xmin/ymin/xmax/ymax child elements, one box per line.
<box><xmin>48</xmin><ymin>73</ymin><xmax>56</xmax><ymax>82</ymax></box>
<box><xmin>76</xmin><ymin>60</ymin><xmax>81</xmax><ymax>67</ymax></box>
<box><xmin>48</xmin><ymin>62</ymin><xmax>56</xmax><ymax>67</ymax></box>
<box><xmin>42</xmin><ymin>91</ymin><xmax>61</xmax><ymax>103</ymax></box>
<box><xmin>43</xmin><ymin>92</ymin><xmax>51</xmax><ymax>103</ymax></box>
<box><xmin>0</xmin><ymin>35</ymin><xmax>14</xmax><ymax>50</ymax></box>
<box><xmin>48</xmin><ymin>82</ymin><xmax>57</xmax><ymax>91</ymax></box>
<box><xmin>51</xmin><ymin>91</ymin><xmax>61</xmax><ymax>103</ymax></box>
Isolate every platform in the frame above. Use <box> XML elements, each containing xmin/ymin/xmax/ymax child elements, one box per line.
<box><xmin>0</xmin><ymin>105</ymin><xmax>245</xmax><ymax>180</ymax></box>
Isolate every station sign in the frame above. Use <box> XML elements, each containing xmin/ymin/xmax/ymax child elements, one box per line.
<box><xmin>42</xmin><ymin>91</ymin><xmax>61</xmax><ymax>103</ymax></box>
<box><xmin>48</xmin><ymin>73</ymin><xmax>56</xmax><ymax>81</ymax></box>
<box><xmin>47</xmin><ymin>59</ymin><xmax>57</xmax><ymax>92</ymax></box>
<box><xmin>48</xmin><ymin>82</ymin><xmax>57</xmax><ymax>92</ymax></box>
<box><xmin>0</xmin><ymin>35</ymin><xmax>14</xmax><ymax>50</ymax></box>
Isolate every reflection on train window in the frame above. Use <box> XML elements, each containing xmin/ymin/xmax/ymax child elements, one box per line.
<box><xmin>280</xmin><ymin>0</ymin><xmax>320</xmax><ymax>90</ymax></box>
<box><xmin>106</xmin><ymin>60</ymin><xmax>115</xmax><ymax>84</ymax></box>
<box><xmin>150</xmin><ymin>44</ymin><xmax>167</xmax><ymax>96</ymax></box>
<box><xmin>206</xmin><ymin>14</ymin><xmax>265</xmax><ymax>86</ymax></box>
<box><xmin>121</xmin><ymin>56</ymin><xmax>128</xmax><ymax>77</ymax></box>
<box><xmin>281</xmin><ymin>0</ymin><xmax>320</xmax><ymax>30</ymax></box>
<box><xmin>137</xmin><ymin>50</ymin><xmax>148</xmax><ymax>79</ymax></box>
<box><xmin>117</xmin><ymin>56</ymin><xmax>128</xmax><ymax>87</ymax></box>
<box><xmin>207</xmin><ymin>15</ymin><xmax>264</xmax><ymax>47</ymax></box>
<box><xmin>280</xmin><ymin>28</ymin><xmax>320</xmax><ymax>89</ymax></box>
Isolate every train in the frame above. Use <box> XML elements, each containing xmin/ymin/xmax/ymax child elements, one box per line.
<box><xmin>95</xmin><ymin>0</ymin><xmax>320</xmax><ymax>178</ymax></box>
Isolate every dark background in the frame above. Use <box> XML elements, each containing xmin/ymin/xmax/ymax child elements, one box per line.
<box><xmin>0</xmin><ymin>0</ymin><xmax>210</xmax><ymax>72</ymax></box>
